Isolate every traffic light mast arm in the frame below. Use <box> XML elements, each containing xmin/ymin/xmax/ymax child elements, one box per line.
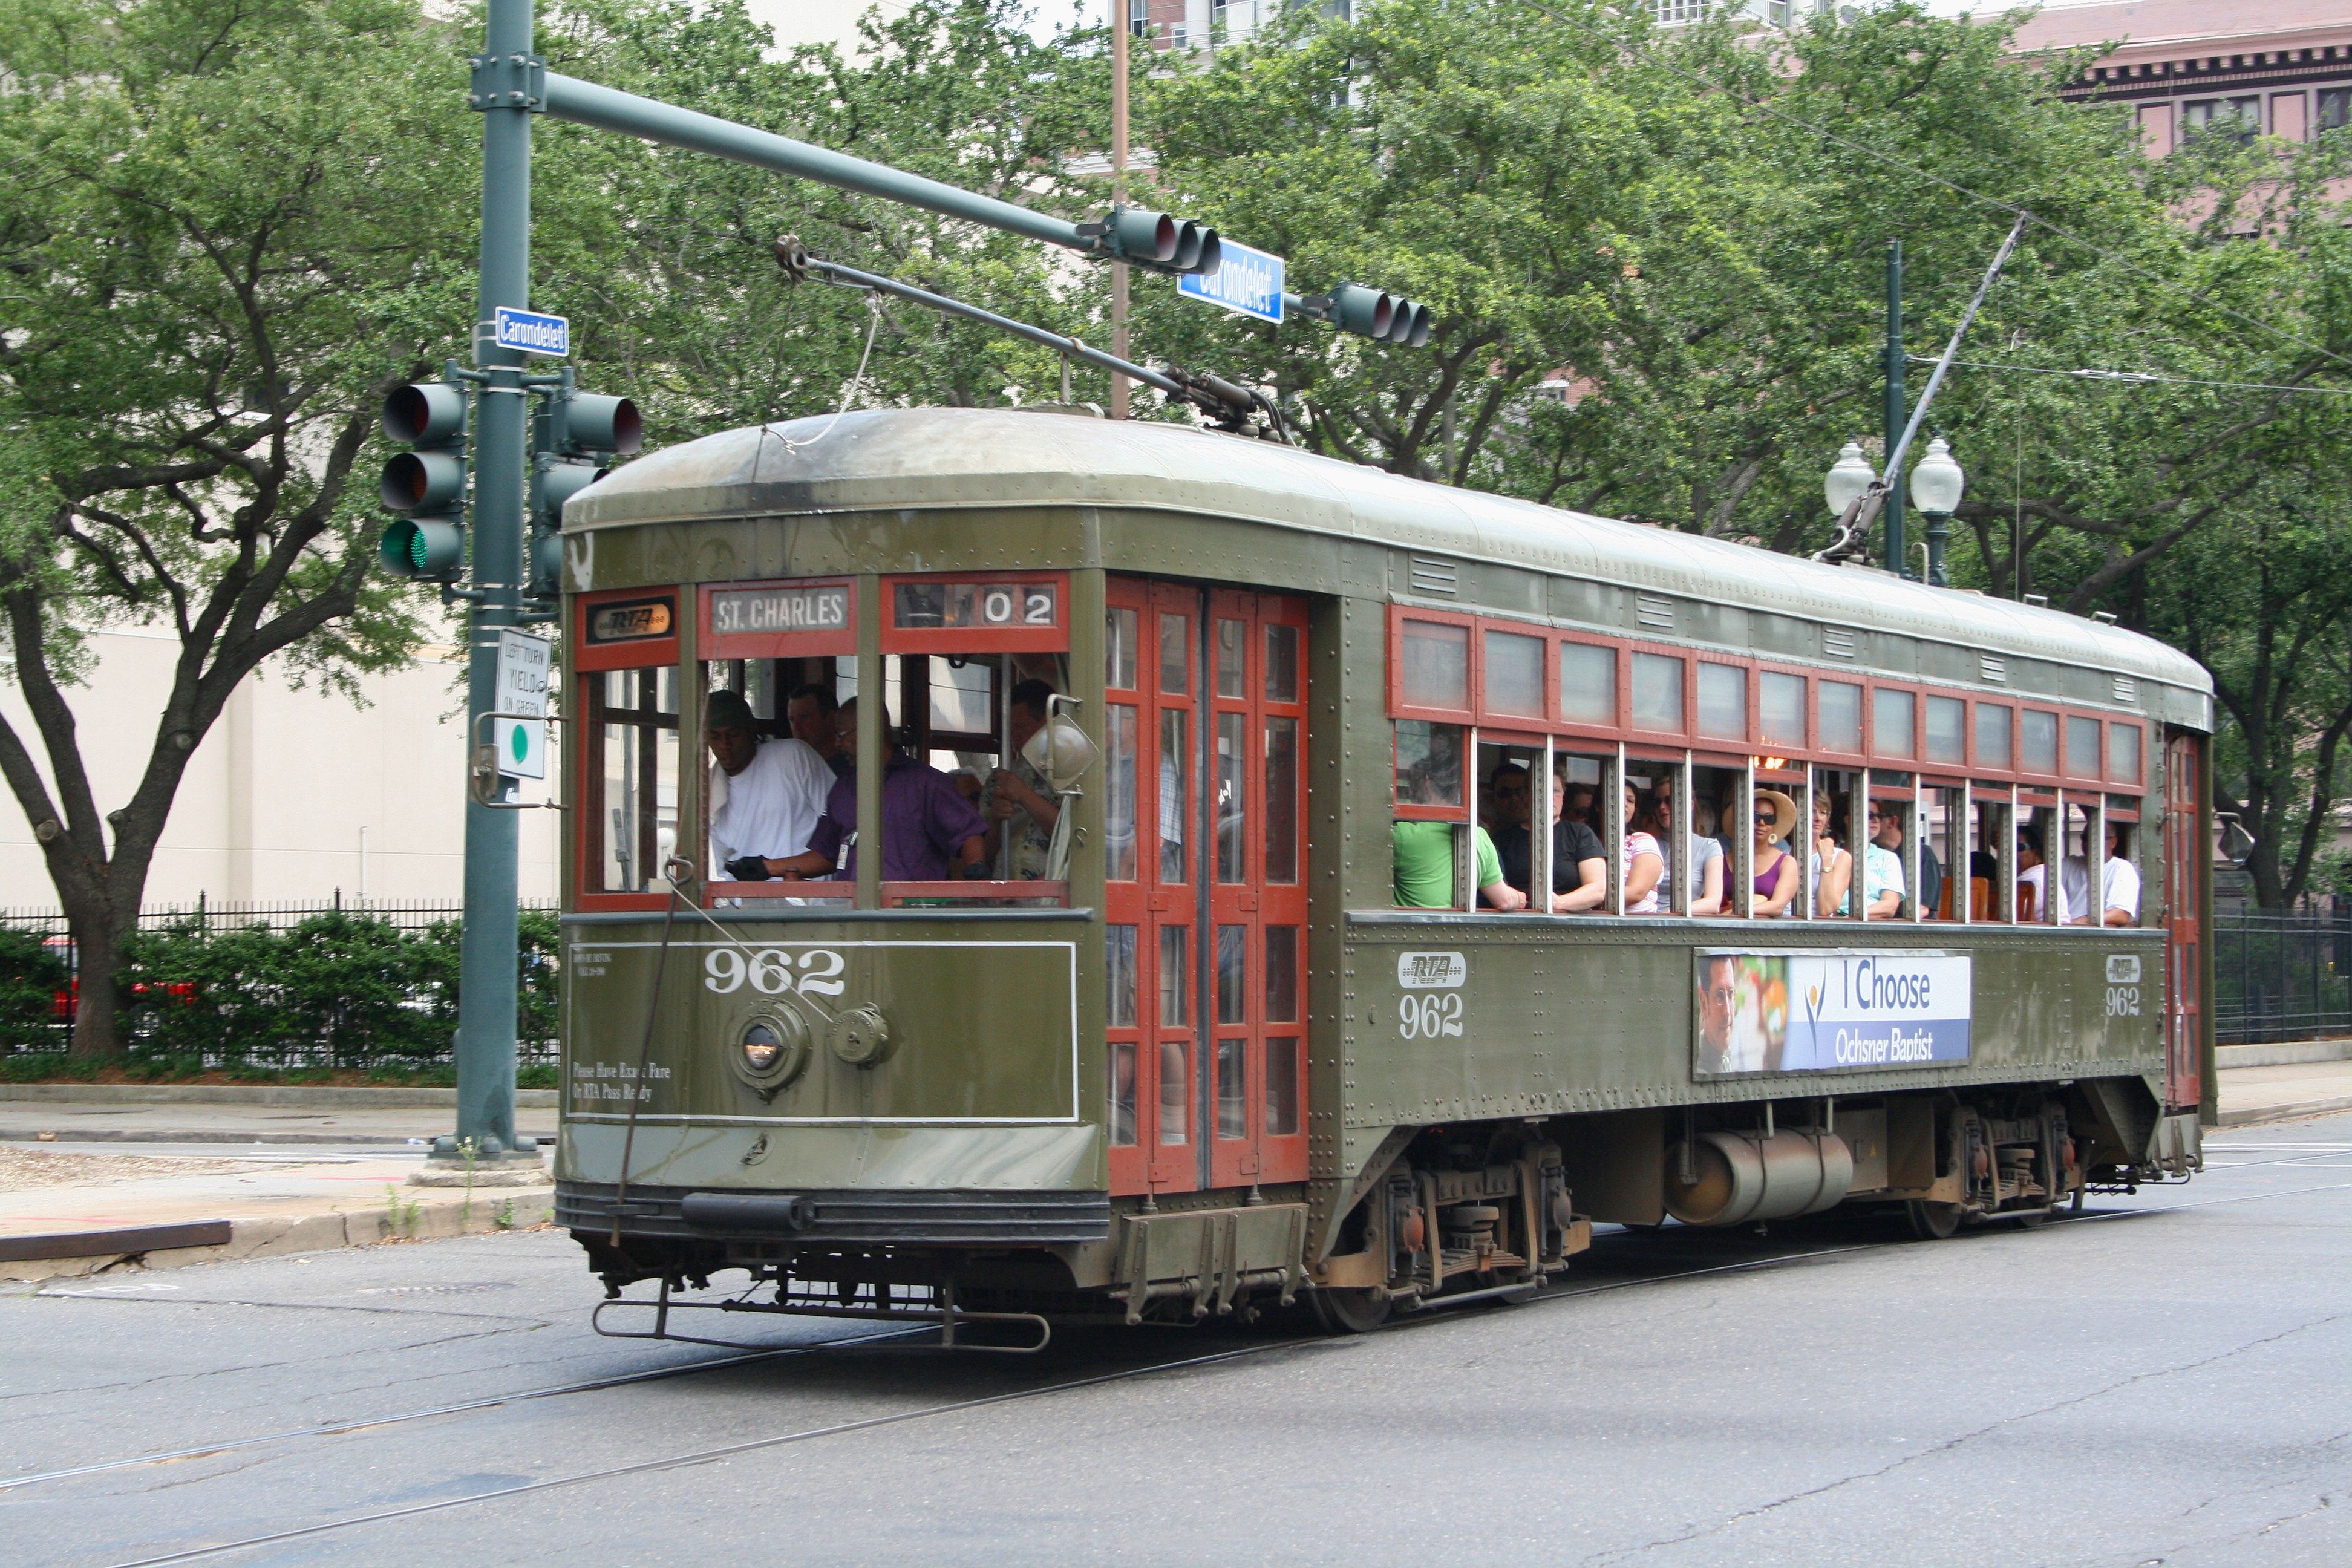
<box><xmin>544</xmin><ymin>73</ymin><xmax>1135</xmax><ymax>265</ymax></box>
<box><xmin>537</xmin><ymin>68</ymin><xmax>1419</xmax><ymax>331</ymax></box>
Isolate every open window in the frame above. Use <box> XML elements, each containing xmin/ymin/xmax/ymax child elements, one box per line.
<box><xmin>575</xmin><ymin>588</ymin><xmax>682</xmax><ymax>912</ymax></box>
<box><xmin>876</xmin><ymin>572</ymin><xmax>1073</xmax><ymax>907</ymax></box>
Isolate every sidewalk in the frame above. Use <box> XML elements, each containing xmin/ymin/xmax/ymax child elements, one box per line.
<box><xmin>0</xmin><ymin>1086</ymin><xmax>559</xmax><ymax>1146</ymax></box>
<box><xmin>0</xmin><ymin>1144</ymin><xmax>553</xmax><ymax>1285</ymax></box>
<box><xmin>2215</xmin><ymin>1054</ymin><xmax>2352</xmax><ymax>1126</ymax></box>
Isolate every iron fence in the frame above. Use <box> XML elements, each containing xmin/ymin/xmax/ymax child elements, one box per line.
<box><xmin>2213</xmin><ymin>909</ymin><xmax>2352</xmax><ymax>1045</ymax></box>
<box><xmin>1</xmin><ymin>898</ymin><xmax>559</xmax><ymax>1065</ymax></box>
<box><xmin>0</xmin><ymin>895</ymin><xmax>505</xmax><ymax>935</ymax></box>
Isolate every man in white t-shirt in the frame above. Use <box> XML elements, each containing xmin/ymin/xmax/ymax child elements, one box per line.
<box><xmin>705</xmin><ymin>690</ymin><xmax>835</xmax><ymax>881</ymax></box>
<box><xmin>2067</xmin><ymin>822</ymin><xmax>2141</xmax><ymax>927</ymax></box>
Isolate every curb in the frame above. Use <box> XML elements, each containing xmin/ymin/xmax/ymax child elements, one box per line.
<box><xmin>0</xmin><ymin>1085</ymin><xmax>559</xmax><ymax>1109</ymax></box>
<box><xmin>2215</xmin><ymin>1039</ymin><xmax>2352</xmax><ymax>1070</ymax></box>
<box><xmin>0</xmin><ymin>1185</ymin><xmax>558</xmax><ymax>1286</ymax></box>
<box><xmin>2215</xmin><ymin>1094</ymin><xmax>2352</xmax><ymax>1128</ymax></box>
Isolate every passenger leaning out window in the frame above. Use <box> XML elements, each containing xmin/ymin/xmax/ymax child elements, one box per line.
<box><xmin>1621</xmin><ymin>784</ymin><xmax>1664</xmax><ymax>913</ymax></box>
<box><xmin>1393</xmin><ymin>757</ymin><xmax>1524</xmax><ymax>910</ymax></box>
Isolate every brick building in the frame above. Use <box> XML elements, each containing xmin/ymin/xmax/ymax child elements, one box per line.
<box><xmin>2010</xmin><ymin>1</ymin><xmax>2352</xmax><ymax>154</ymax></box>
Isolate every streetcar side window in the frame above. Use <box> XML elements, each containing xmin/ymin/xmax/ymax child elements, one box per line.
<box><xmin>1393</xmin><ymin>720</ymin><xmax>1471</xmax><ymax>910</ymax></box>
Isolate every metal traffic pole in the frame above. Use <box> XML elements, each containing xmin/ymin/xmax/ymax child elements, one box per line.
<box><xmin>436</xmin><ymin>0</ymin><xmax>535</xmax><ymax>1165</ymax></box>
<box><xmin>1883</xmin><ymin>240</ymin><xmax>1907</xmax><ymax>578</ymax></box>
<box><xmin>1110</xmin><ymin>0</ymin><xmax>1132</xmax><ymax>419</ymax></box>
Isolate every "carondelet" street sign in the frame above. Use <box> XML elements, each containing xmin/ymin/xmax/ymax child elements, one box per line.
<box><xmin>492</xmin><ymin>305</ymin><xmax>570</xmax><ymax>358</ymax></box>
<box><xmin>1178</xmin><ymin>238</ymin><xmax>1284</xmax><ymax>325</ymax></box>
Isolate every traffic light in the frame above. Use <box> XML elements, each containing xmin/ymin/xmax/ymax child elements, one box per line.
<box><xmin>527</xmin><ymin>377</ymin><xmax>642</xmax><ymax>599</ymax></box>
<box><xmin>1324</xmin><ymin>283</ymin><xmax>1434</xmax><ymax>348</ymax></box>
<box><xmin>1088</xmin><ymin>206</ymin><xmax>1221</xmax><ymax>276</ymax></box>
<box><xmin>377</xmin><ymin>382</ymin><xmax>469</xmax><ymax>581</ymax></box>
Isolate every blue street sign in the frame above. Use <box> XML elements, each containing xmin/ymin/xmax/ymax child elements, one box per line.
<box><xmin>1178</xmin><ymin>240</ymin><xmax>1284</xmax><ymax>325</ymax></box>
<box><xmin>492</xmin><ymin>305</ymin><xmax>570</xmax><ymax>358</ymax></box>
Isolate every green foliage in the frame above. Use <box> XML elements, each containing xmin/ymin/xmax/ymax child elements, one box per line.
<box><xmin>0</xmin><ymin>927</ymin><xmax>68</xmax><ymax>1050</ymax></box>
<box><xmin>0</xmin><ymin>906</ymin><xmax>563</xmax><ymax>1073</ymax></box>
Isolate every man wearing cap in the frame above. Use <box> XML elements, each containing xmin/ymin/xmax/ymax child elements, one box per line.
<box><xmin>705</xmin><ymin>689</ymin><xmax>835</xmax><ymax>883</ymax></box>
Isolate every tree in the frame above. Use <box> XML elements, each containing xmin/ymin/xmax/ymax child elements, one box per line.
<box><xmin>0</xmin><ymin>0</ymin><xmax>473</xmax><ymax>1056</ymax></box>
<box><xmin>0</xmin><ymin>0</ymin><xmax>1120</xmax><ymax>1060</ymax></box>
<box><xmin>534</xmin><ymin>0</ymin><xmax>1114</xmax><ymax>437</ymax></box>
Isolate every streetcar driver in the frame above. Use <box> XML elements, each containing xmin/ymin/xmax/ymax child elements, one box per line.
<box><xmin>705</xmin><ymin>689</ymin><xmax>834</xmax><ymax>883</ymax></box>
<box><xmin>786</xmin><ymin>682</ymin><xmax>851</xmax><ymax>777</ymax></box>
<box><xmin>768</xmin><ymin>701</ymin><xmax>990</xmax><ymax>883</ymax></box>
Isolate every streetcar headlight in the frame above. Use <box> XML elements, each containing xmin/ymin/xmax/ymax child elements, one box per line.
<box><xmin>730</xmin><ymin>1013</ymin><xmax>809</xmax><ymax>1098</ymax></box>
<box><xmin>741</xmin><ymin>1021</ymin><xmax>783</xmax><ymax>1072</ymax></box>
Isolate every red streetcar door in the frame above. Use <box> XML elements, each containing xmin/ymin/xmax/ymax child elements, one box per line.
<box><xmin>1104</xmin><ymin>580</ymin><xmax>1201</xmax><ymax>1196</ymax></box>
<box><xmin>1206</xmin><ymin>590</ymin><xmax>1311</xmax><ymax>1191</ymax></box>
<box><xmin>2164</xmin><ymin>733</ymin><xmax>2204</xmax><ymax>1111</ymax></box>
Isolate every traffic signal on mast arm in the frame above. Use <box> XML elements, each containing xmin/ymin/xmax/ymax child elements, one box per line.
<box><xmin>1085</xmin><ymin>206</ymin><xmax>1222</xmax><ymax>277</ymax></box>
<box><xmin>377</xmin><ymin>382</ymin><xmax>469</xmax><ymax>581</ymax></box>
<box><xmin>527</xmin><ymin>376</ymin><xmax>642</xmax><ymax>599</ymax></box>
<box><xmin>1319</xmin><ymin>283</ymin><xmax>1434</xmax><ymax>348</ymax></box>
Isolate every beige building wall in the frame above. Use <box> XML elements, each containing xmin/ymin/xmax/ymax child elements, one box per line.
<box><xmin>0</xmin><ymin>627</ymin><xmax>562</xmax><ymax>911</ymax></box>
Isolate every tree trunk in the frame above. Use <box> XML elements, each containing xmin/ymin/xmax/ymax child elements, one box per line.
<box><xmin>65</xmin><ymin>909</ymin><xmax>127</xmax><ymax>1060</ymax></box>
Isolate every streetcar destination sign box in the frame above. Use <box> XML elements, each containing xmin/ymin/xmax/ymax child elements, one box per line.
<box><xmin>1692</xmin><ymin>950</ymin><xmax>1972</xmax><ymax>1078</ymax></box>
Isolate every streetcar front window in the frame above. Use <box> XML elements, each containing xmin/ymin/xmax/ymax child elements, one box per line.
<box><xmin>587</xmin><ymin>667</ymin><xmax>681</xmax><ymax>895</ymax></box>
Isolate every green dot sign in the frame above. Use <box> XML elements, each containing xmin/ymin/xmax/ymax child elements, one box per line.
<box><xmin>494</xmin><ymin>629</ymin><xmax>550</xmax><ymax>782</ymax></box>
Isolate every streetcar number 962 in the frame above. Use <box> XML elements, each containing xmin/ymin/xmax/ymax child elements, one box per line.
<box><xmin>704</xmin><ymin>948</ymin><xmax>846</xmax><ymax>997</ymax></box>
<box><xmin>1399</xmin><ymin>993</ymin><xmax>1464</xmax><ymax>1040</ymax></box>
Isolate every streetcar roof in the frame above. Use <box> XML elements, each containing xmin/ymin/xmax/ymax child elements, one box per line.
<box><xmin>572</xmin><ymin>406</ymin><xmax>2210</xmax><ymax>699</ymax></box>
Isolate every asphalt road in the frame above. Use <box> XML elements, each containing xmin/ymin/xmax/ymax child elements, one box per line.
<box><xmin>5</xmin><ymin>1115</ymin><xmax>2348</xmax><ymax>1568</ymax></box>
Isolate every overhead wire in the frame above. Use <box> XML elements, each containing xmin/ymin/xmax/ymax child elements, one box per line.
<box><xmin>1504</xmin><ymin>0</ymin><xmax>2352</xmax><ymax>376</ymax></box>
<box><xmin>1909</xmin><ymin>353</ymin><xmax>2352</xmax><ymax>396</ymax></box>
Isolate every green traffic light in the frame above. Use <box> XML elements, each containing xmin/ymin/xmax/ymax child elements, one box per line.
<box><xmin>377</xmin><ymin>518</ymin><xmax>464</xmax><ymax>580</ymax></box>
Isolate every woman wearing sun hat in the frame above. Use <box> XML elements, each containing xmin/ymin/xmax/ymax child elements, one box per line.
<box><xmin>1750</xmin><ymin>789</ymin><xmax>1800</xmax><ymax>918</ymax></box>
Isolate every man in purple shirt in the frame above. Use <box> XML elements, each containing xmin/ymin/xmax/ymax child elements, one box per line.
<box><xmin>770</xmin><ymin>704</ymin><xmax>988</xmax><ymax>884</ymax></box>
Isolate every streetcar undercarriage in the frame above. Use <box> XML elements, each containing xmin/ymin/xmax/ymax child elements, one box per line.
<box><xmin>566</xmin><ymin>1078</ymin><xmax>2200</xmax><ymax>1340</ymax></box>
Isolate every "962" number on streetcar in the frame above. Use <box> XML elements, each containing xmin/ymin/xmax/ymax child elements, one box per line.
<box><xmin>1399</xmin><ymin>993</ymin><xmax>1464</xmax><ymax>1040</ymax></box>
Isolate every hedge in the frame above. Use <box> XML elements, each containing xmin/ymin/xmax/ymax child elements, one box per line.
<box><xmin>0</xmin><ymin>909</ymin><xmax>560</xmax><ymax>1068</ymax></box>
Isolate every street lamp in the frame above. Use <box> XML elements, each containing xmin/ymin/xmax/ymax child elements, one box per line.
<box><xmin>1908</xmin><ymin>435</ymin><xmax>1964</xmax><ymax>587</ymax></box>
<box><xmin>1824</xmin><ymin>440</ymin><xmax>1874</xmax><ymax>518</ymax></box>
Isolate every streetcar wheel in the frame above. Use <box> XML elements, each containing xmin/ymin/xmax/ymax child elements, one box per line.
<box><xmin>1906</xmin><ymin>1200</ymin><xmax>1964</xmax><ymax>1240</ymax></box>
<box><xmin>2014</xmin><ymin>1205</ymin><xmax>2050</xmax><ymax>1230</ymax></box>
<box><xmin>1310</xmin><ymin>1287</ymin><xmax>1393</xmax><ymax>1334</ymax></box>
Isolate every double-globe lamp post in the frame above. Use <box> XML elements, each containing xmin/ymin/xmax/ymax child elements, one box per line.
<box><xmin>1823</xmin><ymin>436</ymin><xmax>1965</xmax><ymax>587</ymax></box>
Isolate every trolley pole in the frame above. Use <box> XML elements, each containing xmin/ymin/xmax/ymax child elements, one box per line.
<box><xmin>1884</xmin><ymin>239</ymin><xmax>1908</xmax><ymax>578</ymax></box>
<box><xmin>436</xmin><ymin>0</ymin><xmax>535</xmax><ymax>1163</ymax></box>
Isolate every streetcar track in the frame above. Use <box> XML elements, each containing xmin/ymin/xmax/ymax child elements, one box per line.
<box><xmin>0</xmin><ymin>1326</ymin><xmax>929</xmax><ymax>1493</ymax></box>
<box><xmin>100</xmin><ymin>1336</ymin><xmax>1334</xmax><ymax>1568</ymax></box>
<box><xmin>41</xmin><ymin>1173</ymin><xmax>2352</xmax><ymax>1567</ymax></box>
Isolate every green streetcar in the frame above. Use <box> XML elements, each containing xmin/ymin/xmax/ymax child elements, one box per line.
<box><xmin>554</xmin><ymin>407</ymin><xmax>2210</xmax><ymax>1341</ymax></box>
